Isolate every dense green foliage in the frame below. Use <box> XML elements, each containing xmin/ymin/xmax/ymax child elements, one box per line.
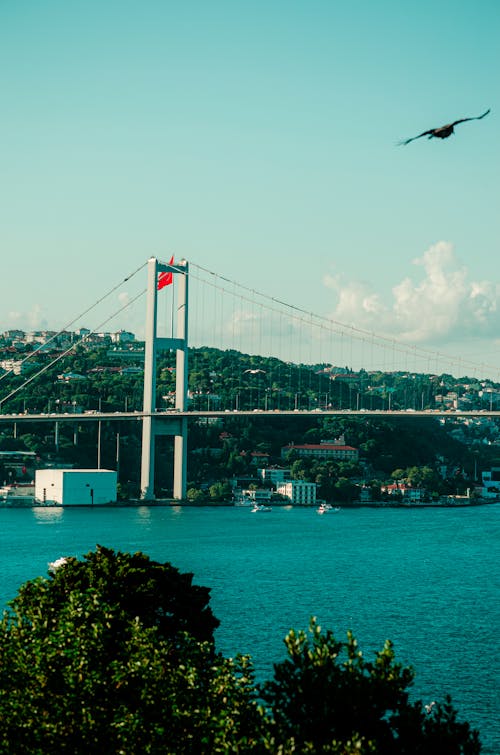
<box><xmin>11</xmin><ymin>545</ymin><xmax>219</xmax><ymax>644</ymax></box>
<box><xmin>1</xmin><ymin>344</ymin><xmax>498</xmax><ymax>497</ymax></box>
<box><xmin>0</xmin><ymin>547</ymin><xmax>482</xmax><ymax>754</ymax></box>
<box><xmin>262</xmin><ymin>620</ymin><xmax>481</xmax><ymax>754</ymax></box>
<box><xmin>0</xmin><ymin>547</ymin><xmax>259</xmax><ymax>754</ymax></box>
<box><xmin>2</xmin><ymin>343</ymin><xmax>490</xmax><ymax>416</ymax></box>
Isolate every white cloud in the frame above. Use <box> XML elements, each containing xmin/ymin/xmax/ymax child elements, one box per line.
<box><xmin>28</xmin><ymin>304</ymin><xmax>49</xmax><ymax>331</ymax></box>
<box><xmin>323</xmin><ymin>241</ymin><xmax>500</xmax><ymax>345</ymax></box>
<box><xmin>7</xmin><ymin>310</ymin><xmax>22</xmax><ymax>324</ymax></box>
<box><xmin>229</xmin><ymin>309</ymin><xmax>260</xmax><ymax>337</ymax></box>
<box><xmin>118</xmin><ymin>292</ymin><xmax>132</xmax><ymax>308</ymax></box>
<box><xmin>5</xmin><ymin>304</ymin><xmax>48</xmax><ymax>331</ymax></box>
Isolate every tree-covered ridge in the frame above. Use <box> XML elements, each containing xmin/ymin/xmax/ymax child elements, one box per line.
<box><xmin>1</xmin><ymin>344</ymin><xmax>499</xmax><ymax>499</ymax></box>
<box><xmin>0</xmin><ymin>547</ymin><xmax>482</xmax><ymax>753</ymax></box>
<box><xmin>1</xmin><ymin>342</ymin><xmax>497</xmax><ymax>415</ymax></box>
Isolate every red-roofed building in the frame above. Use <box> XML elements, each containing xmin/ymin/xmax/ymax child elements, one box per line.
<box><xmin>281</xmin><ymin>442</ymin><xmax>358</xmax><ymax>462</ymax></box>
<box><xmin>250</xmin><ymin>451</ymin><xmax>270</xmax><ymax>466</ymax></box>
<box><xmin>381</xmin><ymin>483</ymin><xmax>425</xmax><ymax>502</ymax></box>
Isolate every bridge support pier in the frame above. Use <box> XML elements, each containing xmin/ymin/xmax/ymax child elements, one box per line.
<box><xmin>140</xmin><ymin>257</ymin><xmax>189</xmax><ymax>501</ymax></box>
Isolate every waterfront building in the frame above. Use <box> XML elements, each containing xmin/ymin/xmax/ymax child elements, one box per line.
<box><xmin>276</xmin><ymin>480</ymin><xmax>317</xmax><ymax>506</ymax></box>
<box><xmin>35</xmin><ymin>469</ymin><xmax>117</xmax><ymax>506</ymax></box>
<box><xmin>235</xmin><ymin>488</ymin><xmax>273</xmax><ymax>505</ymax></box>
<box><xmin>381</xmin><ymin>482</ymin><xmax>425</xmax><ymax>502</ymax></box>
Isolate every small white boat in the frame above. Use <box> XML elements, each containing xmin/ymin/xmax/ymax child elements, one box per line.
<box><xmin>251</xmin><ymin>504</ymin><xmax>272</xmax><ymax>512</ymax></box>
<box><xmin>317</xmin><ymin>503</ymin><xmax>340</xmax><ymax>514</ymax></box>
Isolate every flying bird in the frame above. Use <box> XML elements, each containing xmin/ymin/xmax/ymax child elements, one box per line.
<box><xmin>399</xmin><ymin>109</ymin><xmax>490</xmax><ymax>145</ymax></box>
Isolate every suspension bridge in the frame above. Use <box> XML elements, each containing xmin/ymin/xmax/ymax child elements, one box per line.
<box><xmin>1</xmin><ymin>256</ymin><xmax>499</xmax><ymax>500</ymax></box>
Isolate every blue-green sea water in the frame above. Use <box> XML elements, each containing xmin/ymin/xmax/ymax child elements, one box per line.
<box><xmin>0</xmin><ymin>504</ymin><xmax>498</xmax><ymax>753</ymax></box>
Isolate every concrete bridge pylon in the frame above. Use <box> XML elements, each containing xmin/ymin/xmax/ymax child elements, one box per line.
<box><xmin>140</xmin><ymin>257</ymin><xmax>189</xmax><ymax>500</ymax></box>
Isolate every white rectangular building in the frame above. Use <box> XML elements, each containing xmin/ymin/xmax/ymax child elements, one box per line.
<box><xmin>35</xmin><ymin>469</ymin><xmax>117</xmax><ymax>506</ymax></box>
<box><xmin>276</xmin><ymin>480</ymin><xmax>317</xmax><ymax>506</ymax></box>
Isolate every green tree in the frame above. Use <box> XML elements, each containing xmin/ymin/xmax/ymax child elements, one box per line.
<box><xmin>0</xmin><ymin>547</ymin><xmax>261</xmax><ymax>754</ymax></box>
<box><xmin>406</xmin><ymin>465</ymin><xmax>439</xmax><ymax>490</ymax></box>
<box><xmin>290</xmin><ymin>458</ymin><xmax>311</xmax><ymax>480</ymax></box>
<box><xmin>261</xmin><ymin>619</ymin><xmax>481</xmax><ymax>754</ymax></box>
<box><xmin>0</xmin><ymin>549</ymin><xmax>483</xmax><ymax>754</ymax></box>
<box><xmin>186</xmin><ymin>486</ymin><xmax>206</xmax><ymax>503</ymax></box>
<box><xmin>208</xmin><ymin>481</ymin><xmax>232</xmax><ymax>501</ymax></box>
<box><xmin>334</xmin><ymin>477</ymin><xmax>358</xmax><ymax>502</ymax></box>
<box><xmin>391</xmin><ymin>468</ymin><xmax>406</xmax><ymax>481</ymax></box>
<box><xmin>18</xmin><ymin>433</ymin><xmax>44</xmax><ymax>453</ymax></box>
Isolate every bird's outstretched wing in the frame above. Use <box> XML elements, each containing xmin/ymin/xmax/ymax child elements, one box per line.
<box><xmin>398</xmin><ymin>109</ymin><xmax>490</xmax><ymax>146</ymax></box>
<box><xmin>398</xmin><ymin>129</ymin><xmax>434</xmax><ymax>146</ymax></box>
<box><xmin>450</xmin><ymin>108</ymin><xmax>491</xmax><ymax>127</ymax></box>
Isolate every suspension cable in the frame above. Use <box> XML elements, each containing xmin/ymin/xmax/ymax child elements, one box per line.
<box><xmin>189</xmin><ymin>262</ymin><xmax>500</xmax><ymax>378</ymax></box>
<box><xmin>0</xmin><ymin>288</ymin><xmax>146</xmax><ymax>410</ymax></box>
<box><xmin>0</xmin><ymin>260</ymin><xmax>148</xmax><ymax>383</ymax></box>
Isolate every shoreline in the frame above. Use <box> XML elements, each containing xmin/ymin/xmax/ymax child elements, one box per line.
<box><xmin>0</xmin><ymin>498</ymin><xmax>498</xmax><ymax>510</ymax></box>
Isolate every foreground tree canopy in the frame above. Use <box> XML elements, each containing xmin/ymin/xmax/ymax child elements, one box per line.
<box><xmin>0</xmin><ymin>547</ymin><xmax>481</xmax><ymax>754</ymax></box>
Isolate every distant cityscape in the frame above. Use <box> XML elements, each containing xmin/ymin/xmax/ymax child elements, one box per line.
<box><xmin>2</xmin><ymin>326</ymin><xmax>500</xmax><ymax>508</ymax></box>
<box><xmin>0</xmin><ymin>328</ymin><xmax>142</xmax><ymax>378</ymax></box>
<box><xmin>2</xmin><ymin>326</ymin><xmax>500</xmax><ymax>411</ymax></box>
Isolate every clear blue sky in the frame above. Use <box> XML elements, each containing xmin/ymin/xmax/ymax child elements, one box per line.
<box><xmin>1</xmin><ymin>1</ymin><xmax>498</xmax><ymax>374</ymax></box>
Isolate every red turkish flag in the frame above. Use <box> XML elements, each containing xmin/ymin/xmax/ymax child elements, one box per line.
<box><xmin>158</xmin><ymin>255</ymin><xmax>174</xmax><ymax>290</ymax></box>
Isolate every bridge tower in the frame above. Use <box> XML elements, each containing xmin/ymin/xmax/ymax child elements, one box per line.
<box><xmin>140</xmin><ymin>257</ymin><xmax>189</xmax><ymax>500</ymax></box>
